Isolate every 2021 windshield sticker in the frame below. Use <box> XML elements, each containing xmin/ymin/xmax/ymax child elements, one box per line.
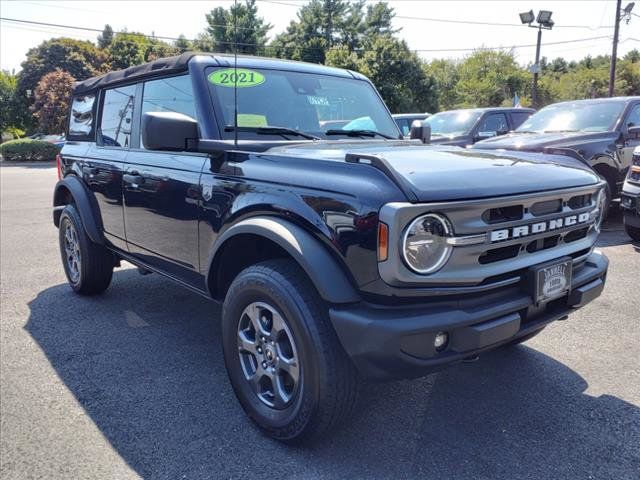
<box><xmin>208</xmin><ymin>69</ymin><xmax>265</xmax><ymax>88</ymax></box>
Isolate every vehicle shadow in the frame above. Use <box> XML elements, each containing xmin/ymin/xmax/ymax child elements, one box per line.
<box><xmin>597</xmin><ymin>208</ymin><xmax>633</xmax><ymax>247</ymax></box>
<box><xmin>26</xmin><ymin>270</ymin><xmax>639</xmax><ymax>479</ymax></box>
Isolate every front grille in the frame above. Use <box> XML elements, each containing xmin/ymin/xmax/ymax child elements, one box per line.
<box><xmin>378</xmin><ymin>183</ymin><xmax>604</xmax><ymax>289</ymax></box>
<box><xmin>629</xmin><ymin>153</ymin><xmax>640</xmax><ymax>184</ymax></box>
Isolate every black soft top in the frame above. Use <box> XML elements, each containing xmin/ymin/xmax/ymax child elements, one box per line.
<box><xmin>73</xmin><ymin>52</ymin><xmax>196</xmax><ymax>95</ymax></box>
<box><xmin>73</xmin><ymin>51</ymin><xmax>361</xmax><ymax>95</ymax></box>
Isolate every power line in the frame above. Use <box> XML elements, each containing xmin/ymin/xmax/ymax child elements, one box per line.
<box><xmin>256</xmin><ymin>0</ymin><xmax>615</xmax><ymax>29</ymax></box>
<box><xmin>0</xmin><ymin>17</ymin><xmax>617</xmax><ymax>54</ymax></box>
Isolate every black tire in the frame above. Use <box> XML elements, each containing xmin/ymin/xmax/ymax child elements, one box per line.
<box><xmin>221</xmin><ymin>259</ymin><xmax>358</xmax><ymax>442</ymax></box>
<box><xmin>503</xmin><ymin>326</ymin><xmax>546</xmax><ymax>348</ymax></box>
<box><xmin>58</xmin><ymin>204</ymin><xmax>114</xmax><ymax>295</ymax></box>
<box><xmin>625</xmin><ymin>223</ymin><xmax>640</xmax><ymax>241</ymax></box>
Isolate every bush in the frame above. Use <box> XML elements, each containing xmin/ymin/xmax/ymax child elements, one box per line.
<box><xmin>0</xmin><ymin>138</ymin><xmax>61</xmax><ymax>162</ymax></box>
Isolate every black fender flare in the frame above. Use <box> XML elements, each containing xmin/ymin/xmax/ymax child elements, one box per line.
<box><xmin>53</xmin><ymin>175</ymin><xmax>103</xmax><ymax>244</ymax></box>
<box><xmin>207</xmin><ymin>217</ymin><xmax>360</xmax><ymax>304</ymax></box>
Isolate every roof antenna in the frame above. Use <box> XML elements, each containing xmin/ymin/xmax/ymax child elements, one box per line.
<box><xmin>233</xmin><ymin>0</ymin><xmax>239</xmax><ymax>148</ymax></box>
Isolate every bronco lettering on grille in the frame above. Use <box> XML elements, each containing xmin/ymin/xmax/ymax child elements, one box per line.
<box><xmin>490</xmin><ymin>212</ymin><xmax>591</xmax><ymax>242</ymax></box>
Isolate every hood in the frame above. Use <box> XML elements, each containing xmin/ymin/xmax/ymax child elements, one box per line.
<box><xmin>471</xmin><ymin>130</ymin><xmax>618</xmax><ymax>153</ymax></box>
<box><xmin>268</xmin><ymin>141</ymin><xmax>599</xmax><ymax>202</ymax></box>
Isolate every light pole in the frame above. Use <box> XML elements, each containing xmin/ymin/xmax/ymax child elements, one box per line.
<box><xmin>609</xmin><ymin>1</ymin><xmax>635</xmax><ymax>97</ymax></box>
<box><xmin>519</xmin><ymin>10</ymin><xmax>554</xmax><ymax>109</ymax></box>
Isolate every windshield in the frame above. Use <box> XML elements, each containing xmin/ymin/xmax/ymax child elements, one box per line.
<box><xmin>424</xmin><ymin>110</ymin><xmax>481</xmax><ymax>137</ymax></box>
<box><xmin>206</xmin><ymin>67</ymin><xmax>400</xmax><ymax>140</ymax></box>
<box><xmin>516</xmin><ymin>101</ymin><xmax>625</xmax><ymax>133</ymax></box>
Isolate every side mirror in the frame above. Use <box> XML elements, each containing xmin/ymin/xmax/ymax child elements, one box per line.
<box><xmin>628</xmin><ymin>125</ymin><xmax>640</xmax><ymax>138</ymax></box>
<box><xmin>142</xmin><ymin>111</ymin><xmax>198</xmax><ymax>151</ymax></box>
<box><xmin>410</xmin><ymin>120</ymin><xmax>431</xmax><ymax>144</ymax></box>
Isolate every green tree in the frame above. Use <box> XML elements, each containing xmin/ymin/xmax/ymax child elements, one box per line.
<box><xmin>423</xmin><ymin>59</ymin><xmax>460</xmax><ymax>110</ymax></box>
<box><xmin>18</xmin><ymin>38</ymin><xmax>107</xmax><ymax>96</ymax></box>
<box><xmin>108</xmin><ymin>32</ymin><xmax>178</xmax><ymax>69</ymax></box>
<box><xmin>271</xmin><ymin>0</ymin><xmax>349</xmax><ymax>63</ymax></box>
<box><xmin>356</xmin><ymin>35</ymin><xmax>437</xmax><ymax>113</ymax></box>
<box><xmin>175</xmin><ymin>34</ymin><xmax>192</xmax><ymax>52</ymax></box>
<box><xmin>1</xmin><ymin>71</ymin><xmax>32</xmax><ymax>133</ymax></box>
<box><xmin>30</xmin><ymin>69</ymin><xmax>75</xmax><ymax>134</ymax></box>
<box><xmin>455</xmin><ymin>50</ymin><xmax>527</xmax><ymax>107</ymax></box>
<box><xmin>97</xmin><ymin>24</ymin><xmax>114</xmax><ymax>49</ymax></box>
<box><xmin>272</xmin><ymin>0</ymin><xmax>397</xmax><ymax>64</ymax></box>
<box><xmin>202</xmin><ymin>0</ymin><xmax>271</xmax><ymax>55</ymax></box>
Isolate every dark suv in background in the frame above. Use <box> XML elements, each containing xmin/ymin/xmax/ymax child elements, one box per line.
<box><xmin>423</xmin><ymin>107</ymin><xmax>534</xmax><ymax>147</ymax></box>
<box><xmin>472</xmin><ymin>97</ymin><xmax>640</xmax><ymax>210</ymax></box>
<box><xmin>54</xmin><ymin>53</ymin><xmax>608</xmax><ymax>442</ymax></box>
<box><xmin>621</xmin><ymin>147</ymin><xmax>640</xmax><ymax>240</ymax></box>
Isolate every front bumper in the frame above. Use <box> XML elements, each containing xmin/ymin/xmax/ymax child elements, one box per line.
<box><xmin>621</xmin><ymin>181</ymin><xmax>640</xmax><ymax>228</ymax></box>
<box><xmin>330</xmin><ymin>251</ymin><xmax>608</xmax><ymax>380</ymax></box>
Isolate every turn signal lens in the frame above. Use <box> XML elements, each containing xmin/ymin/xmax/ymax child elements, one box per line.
<box><xmin>56</xmin><ymin>154</ymin><xmax>62</xmax><ymax>180</ymax></box>
<box><xmin>377</xmin><ymin>222</ymin><xmax>389</xmax><ymax>262</ymax></box>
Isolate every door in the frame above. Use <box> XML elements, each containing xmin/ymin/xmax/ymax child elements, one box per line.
<box><xmin>123</xmin><ymin>75</ymin><xmax>207</xmax><ymax>287</ymax></box>
<box><xmin>619</xmin><ymin>103</ymin><xmax>640</xmax><ymax>172</ymax></box>
<box><xmin>474</xmin><ymin>113</ymin><xmax>509</xmax><ymax>143</ymax></box>
<box><xmin>85</xmin><ymin>85</ymin><xmax>136</xmax><ymax>250</ymax></box>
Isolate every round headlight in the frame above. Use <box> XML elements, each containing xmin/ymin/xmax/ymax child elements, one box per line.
<box><xmin>402</xmin><ymin>213</ymin><xmax>453</xmax><ymax>274</ymax></box>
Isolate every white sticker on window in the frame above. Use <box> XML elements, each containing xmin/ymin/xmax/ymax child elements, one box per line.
<box><xmin>307</xmin><ymin>96</ymin><xmax>330</xmax><ymax>106</ymax></box>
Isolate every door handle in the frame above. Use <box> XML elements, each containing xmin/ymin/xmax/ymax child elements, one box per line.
<box><xmin>123</xmin><ymin>173</ymin><xmax>144</xmax><ymax>187</ymax></box>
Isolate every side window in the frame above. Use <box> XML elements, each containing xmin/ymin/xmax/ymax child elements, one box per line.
<box><xmin>397</xmin><ymin>119</ymin><xmax>410</xmax><ymax>136</ymax></box>
<box><xmin>510</xmin><ymin>111</ymin><xmax>532</xmax><ymax>129</ymax></box>
<box><xmin>140</xmin><ymin>75</ymin><xmax>196</xmax><ymax>150</ymax></box>
<box><xmin>478</xmin><ymin>113</ymin><xmax>509</xmax><ymax>134</ymax></box>
<box><xmin>68</xmin><ymin>94</ymin><xmax>95</xmax><ymax>137</ymax></box>
<box><xmin>625</xmin><ymin>104</ymin><xmax>640</xmax><ymax>129</ymax></box>
<box><xmin>99</xmin><ymin>85</ymin><xmax>135</xmax><ymax>148</ymax></box>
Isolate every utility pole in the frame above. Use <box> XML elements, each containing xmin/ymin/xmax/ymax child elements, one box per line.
<box><xmin>532</xmin><ymin>25</ymin><xmax>542</xmax><ymax>109</ymax></box>
<box><xmin>609</xmin><ymin>1</ymin><xmax>635</xmax><ymax>97</ymax></box>
<box><xmin>519</xmin><ymin>10</ymin><xmax>554</xmax><ymax>109</ymax></box>
<box><xmin>609</xmin><ymin>0</ymin><xmax>622</xmax><ymax>97</ymax></box>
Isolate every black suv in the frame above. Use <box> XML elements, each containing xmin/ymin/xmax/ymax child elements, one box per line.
<box><xmin>423</xmin><ymin>107</ymin><xmax>534</xmax><ymax>147</ymax></box>
<box><xmin>472</xmin><ymin>97</ymin><xmax>640</xmax><ymax>210</ymax></box>
<box><xmin>54</xmin><ymin>53</ymin><xmax>608</xmax><ymax>441</ymax></box>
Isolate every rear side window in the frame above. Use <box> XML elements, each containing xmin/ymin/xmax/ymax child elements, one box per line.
<box><xmin>478</xmin><ymin>113</ymin><xmax>509</xmax><ymax>134</ymax></box>
<box><xmin>68</xmin><ymin>94</ymin><xmax>95</xmax><ymax>138</ymax></box>
<box><xmin>140</xmin><ymin>75</ymin><xmax>195</xmax><ymax>149</ymax></box>
<box><xmin>511</xmin><ymin>111</ymin><xmax>532</xmax><ymax>129</ymax></box>
<box><xmin>99</xmin><ymin>85</ymin><xmax>136</xmax><ymax>148</ymax></box>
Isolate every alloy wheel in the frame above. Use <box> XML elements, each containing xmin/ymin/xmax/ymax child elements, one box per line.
<box><xmin>237</xmin><ymin>302</ymin><xmax>301</xmax><ymax>409</ymax></box>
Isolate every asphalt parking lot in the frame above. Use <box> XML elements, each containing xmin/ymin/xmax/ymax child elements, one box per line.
<box><xmin>1</xmin><ymin>163</ymin><xmax>639</xmax><ymax>479</ymax></box>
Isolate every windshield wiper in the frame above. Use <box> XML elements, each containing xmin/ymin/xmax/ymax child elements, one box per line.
<box><xmin>325</xmin><ymin>129</ymin><xmax>396</xmax><ymax>139</ymax></box>
<box><xmin>543</xmin><ymin>129</ymin><xmax>580</xmax><ymax>133</ymax></box>
<box><xmin>224</xmin><ymin>125</ymin><xmax>320</xmax><ymax>140</ymax></box>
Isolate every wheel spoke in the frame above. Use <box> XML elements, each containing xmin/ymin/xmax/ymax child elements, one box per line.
<box><xmin>277</xmin><ymin>356</ymin><xmax>300</xmax><ymax>383</ymax></box>
<box><xmin>245</xmin><ymin>303</ymin><xmax>270</xmax><ymax>337</ymax></box>
<box><xmin>272</xmin><ymin>375</ymin><xmax>290</xmax><ymax>409</ymax></box>
<box><xmin>270</xmin><ymin>310</ymin><xmax>287</xmax><ymax>336</ymax></box>
<box><xmin>238</xmin><ymin>330</ymin><xmax>258</xmax><ymax>355</ymax></box>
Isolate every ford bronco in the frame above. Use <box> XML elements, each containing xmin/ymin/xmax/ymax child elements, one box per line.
<box><xmin>54</xmin><ymin>53</ymin><xmax>609</xmax><ymax>441</ymax></box>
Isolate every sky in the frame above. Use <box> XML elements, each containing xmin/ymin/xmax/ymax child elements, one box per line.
<box><xmin>1</xmin><ymin>0</ymin><xmax>638</xmax><ymax>73</ymax></box>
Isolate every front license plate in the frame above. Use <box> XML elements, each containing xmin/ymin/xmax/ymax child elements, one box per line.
<box><xmin>533</xmin><ymin>258</ymin><xmax>572</xmax><ymax>303</ymax></box>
